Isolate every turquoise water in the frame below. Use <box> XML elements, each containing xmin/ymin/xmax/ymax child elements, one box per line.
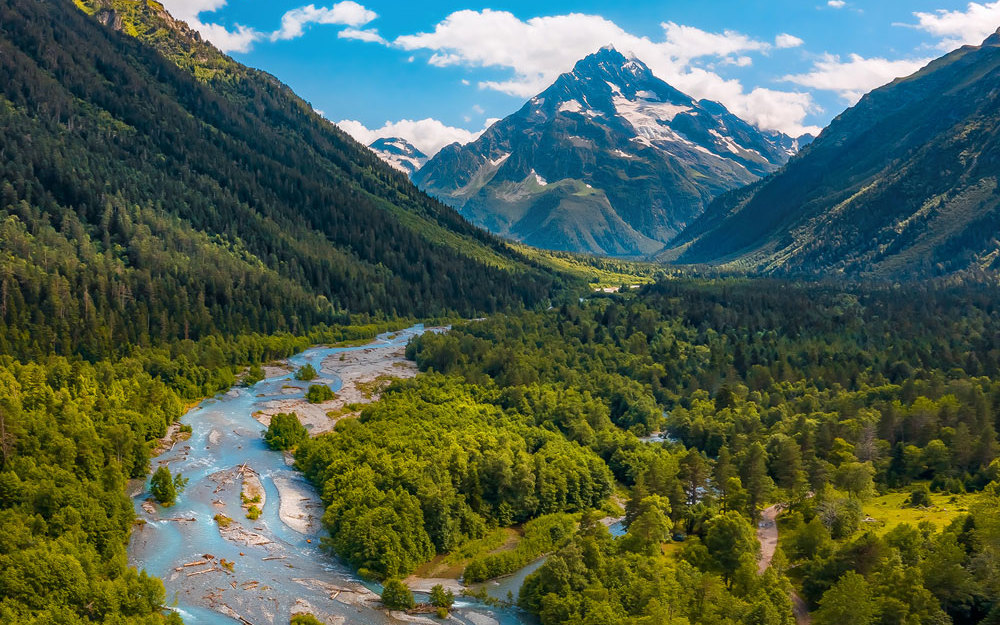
<box><xmin>128</xmin><ymin>325</ymin><xmax>530</xmax><ymax>625</ymax></box>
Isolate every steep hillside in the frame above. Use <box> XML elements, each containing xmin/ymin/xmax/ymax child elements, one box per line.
<box><xmin>414</xmin><ymin>47</ymin><xmax>801</xmax><ymax>257</ymax></box>
<box><xmin>665</xmin><ymin>29</ymin><xmax>1000</xmax><ymax>279</ymax></box>
<box><xmin>0</xmin><ymin>0</ymin><xmax>568</xmax><ymax>360</ymax></box>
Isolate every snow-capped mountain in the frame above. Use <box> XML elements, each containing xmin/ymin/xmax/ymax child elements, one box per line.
<box><xmin>368</xmin><ymin>137</ymin><xmax>428</xmax><ymax>176</ymax></box>
<box><xmin>413</xmin><ymin>46</ymin><xmax>805</xmax><ymax>256</ymax></box>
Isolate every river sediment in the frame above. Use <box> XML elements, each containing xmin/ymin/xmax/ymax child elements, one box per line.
<box><xmin>128</xmin><ymin>325</ymin><xmax>525</xmax><ymax>625</ymax></box>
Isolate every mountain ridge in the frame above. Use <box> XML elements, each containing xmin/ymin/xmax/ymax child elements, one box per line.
<box><xmin>0</xmin><ymin>0</ymin><xmax>569</xmax><ymax>361</ymax></box>
<box><xmin>369</xmin><ymin>137</ymin><xmax>428</xmax><ymax>175</ymax></box>
<box><xmin>662</xmin><ymin>28</ymin><xmax>1000</xmax><ymax>279</ymax></box>
<box><xmin>414</xmin><ymin>47</ymin><xmax>802</xmax><ymax>257</ymax></box>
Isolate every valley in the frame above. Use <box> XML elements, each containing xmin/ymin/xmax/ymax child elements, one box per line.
<box><xmin>1</xmin><ymin>1</ymin><xmax>1000</xmax><ymax>625</ymax></box>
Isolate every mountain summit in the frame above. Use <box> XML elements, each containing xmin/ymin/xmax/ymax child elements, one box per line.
<box><xmin>663</xmin><ymin>28</ymin><xmax>1000</xmax><ymax>279</ymax></box>
<box><xmin>369</xmin><ymin>137</ymin><xmax>428</xmax><ymax>175</ymax></box>
<box><xmin>413</xmin><ymin>47</ymin><xmax>803</xmax><ymax>256</ymax></box>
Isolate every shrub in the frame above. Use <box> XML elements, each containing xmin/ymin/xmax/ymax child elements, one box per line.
<box><xmin>430</xmin><ymin>584</ymin><xmax>455</xmax><ymax>609</ymax></box>
<box><xmin>265</xmin><ymin>413</ymin><xmax>308</xmax><ymax>450</ymax></box>
<box><xmin>381</xmin><ymin>579</ymin><xmax>415</xmax><ymax>610</ymax></box>
<box><xmin>907</xmin><ymin>484</ymin><xmax>932</xmax><ymax>507</ymax></box>
<box><xmin>243</xmin><ymin>364</ymin><xmax>265</xmax><ymax>386</ymax></box>
<box><xmin>295</xmin><ymin>364</ymin><xmax>317</xmax><ymax>381</ymax></box>
<box><xmin>306</xmin><ymin>384</ymin><xmax>335</xmax><ymax>403</ymax></box>
<box><xmin>150</xmin><ymin>466</ymin><xmax>186</xmax><ymax>506</ymax></box>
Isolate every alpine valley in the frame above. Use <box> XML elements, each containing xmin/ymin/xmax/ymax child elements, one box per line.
<box><xmin>4</xmin><ymin>2</ymin><xmax>1000</xmax><ymax>625</ymax></box>
<box><xmin>413</xmin><ymin>47</ymin><xmax>809</xmax><ymax>257</ymax></box>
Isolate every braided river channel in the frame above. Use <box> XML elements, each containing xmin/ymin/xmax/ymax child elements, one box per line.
<box><xmin>127</xmin><ymin>325</ymin><xmax>532</xmax><ymax>625</ymax></box>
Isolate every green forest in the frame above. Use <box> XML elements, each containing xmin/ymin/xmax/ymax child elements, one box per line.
<box><xmin>296</xmin><ymin>280</ymin><xmax>1000</xmax><ymax>625</ymax></box>
<box><xmin>1</xmin><ymin>0</ymin><xmax>999</xmax><ymax>623</ymax></box>
<box><xmin>0</xmin><ymin>0</ymin><xmax>570</xmax><ymax>361</ymax></box>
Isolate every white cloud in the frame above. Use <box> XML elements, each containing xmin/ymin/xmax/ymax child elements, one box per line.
<box><xmin>160</xmin><ymin>0</ymin><xmax>227</xmax><ymax>22</ymax></box>
<box><xmin>827</xmin><ymin>1</ymin><xmax>846</xmax><ymax>8</ymax></box>
<box><xmin>775</xmin><ymin>33</ymin><xmax>804</xmax><ymax>48</ymax></box>
<box><xmin>272</xmin><ymin>2</ymin><xmax>376</xmax><ymax>41</ymax></box>
<box><xmin>719</xmin><ymin>55</ymin><xmax>753</xmax><ymax>67</ymax></box>
<box><xmin>738</xmin><ymin>88</ymin><xmax>821</xmax><ymax>135</ymax></box>
<box><xmin>160</xmin><ymin>0</ymin><xmax>264</xmax><ymax>52</ymax></box>
<box><xmin>392</xmin><ymin>10</ymin><xmax>817</xmax><ymax>135</ymax></box>
<box><xmin>336</xmin><ymin>118</ymin><xmax>493</xmax><ymax>156</ymax></box>
<box><xmin>910</xmin><ymin>1</ymin><xmax>1000</xmax><ymax>50</ymax></box>
<box><xmin>338</xmin><ymin>28</ymin><xmax>386</xmax><ymax>44</ymax></box>
<box><xmin>187</xmin><ymin>20</ymin><xmax>263</xmax><ymax>53</ymax></box>
<box><xmin>783</xmin><ymin>53</ymin><xmax>931</xmax><ymax>102</ymax></box>
<box><xmin>159</xmin><ymin>0</ymin><xmax>378</xmax><ymax>52</ymax></box>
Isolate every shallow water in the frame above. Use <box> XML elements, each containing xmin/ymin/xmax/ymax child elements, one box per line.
<box><xmin>128</xmin><ymin>325</ymin><xmax>530</xmax><ymax>625</ymax></box>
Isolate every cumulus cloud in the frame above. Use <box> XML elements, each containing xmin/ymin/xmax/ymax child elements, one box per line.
<box><xmin>909</xmin><ymin>1</ymin><xmax>1000</xmax><ymax>50</ymax></box>
<box><xmin>338</xmin><ymin>28</ymin><xmax>386</xmax><ymax>44</ymax></box>
<box><xmin>188</xmin><ymin>20</ymin><xmax>263</xmax><ymax>53</ymax></box>
<box><xmin>336</xmin><ymin>118</ymin><xmax>494</xmax><ymax>156</ymax></box>
<box><xmin>271</xmin><ymin>2</ymin><xmax>376</xmax><ymax>41</ymax></box>
<box><xmin>775</xmin><ymin>33</ymin><xmax>804</xmax><ymax>48</ymax></box>
<box><xmin>827</xmin><ymin>1</ymin><xmax>846</xmax><ymax>8</ymax></box>
<box><xmin>393</xmin><ymin>10</ymin><xmax>817</xmax><ymax>135</ymax></box>
<box><xmin>160</xmin><ymin>0</ymin><xmax>262</xmax><ymax>52</ymax></box>
<box><xmin>159</xmin><ymin>0</ymin><xmax>377</xmax><ymax>52</ymax></box>
<box><xmin>783</xmin><ymin>53</ymin><xmax>931</xmax><ymax>102</ymax></box>
<box><xmin>162</xmin><ymin>0</ymin><xmax>227</xmax><ymax>20</ymax></box>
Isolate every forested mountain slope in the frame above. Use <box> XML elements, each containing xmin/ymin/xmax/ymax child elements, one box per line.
<box><xmin>663</xmin><ymin>29</ymin><xmax>1000</xmax><ymax>279</ymax></box>
<box><xmin>0</xmin><ymin>0</ymin><xmax>571</xmax><ymax>621</ymax></box>
<box><xmin>0</xmin><ymin>0</ymin><xmax>568</xmax><ymax>361</ymax></box>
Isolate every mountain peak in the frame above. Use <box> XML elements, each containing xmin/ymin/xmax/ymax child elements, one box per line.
<box><xmin>415</xmin><ymin>48</ymin><xmax>798</xmax><ymax>257</ymax></box>
<box><xmin>983</xmin><ymin>27</ymin><xmax>1000</xmax><ymax>47</ymax></box>
<box><xmin>570</xmin><ymin>46</ymin><xmax>650</xmax><ymax>81</ymax></box>
<box><xmin>368</xmin><ymin>137</ymin><xmax>427</xmax><ymax>176</ymax></box>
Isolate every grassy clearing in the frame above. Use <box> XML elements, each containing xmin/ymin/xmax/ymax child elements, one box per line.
<box><xmin>326</xmin><ymin>402</ymin><xmax>365</xmax><ymax>420</ymax></box>
<box><xmin>355</xmin><ymin>374</ymin><xmax>399</xmax><ymax>399</ymax></box>
<box><xmin>509</xmin><ymin>244</ymin><xmax>665</xmax><ymax>288</ymax></box>
<box><xmin>862</xmin><ymin>489</ymin><xmax>978</xmax><ymax>534</ymax></box>
<box><xmin>463</xmin><ymin>514</ymin><xmax>577</xmax><ymax>582</ymax></box>
<box><xmin>412</xmin><ymin>528</ymin><xmax>520</xmax><ymax>579</ymax></box>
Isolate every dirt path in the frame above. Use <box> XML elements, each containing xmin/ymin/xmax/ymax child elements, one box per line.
<box><xmin>757</xmin><ymin>504</ymin><xmax>781</xmax><ymax>573</ymax></box>
<box><xmin>791</xmin><ymin>591</ymin><xmax>811</xmax><ymax>625</ymax></box>
<box><xmin>757</xmin><ymin>504</ymin><xmax>811</xmax><ymax>625</ymax></box>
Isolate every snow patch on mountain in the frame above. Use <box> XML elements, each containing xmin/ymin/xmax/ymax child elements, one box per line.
<box><xmin>559</xmin><ymin>100</ymin><xmax>584</xmax><ymax>113</ymax></box>
<box><xmin>368</xmin><ymin>137</ymin><xmax>428</xmax><ymax>176</ymax></box>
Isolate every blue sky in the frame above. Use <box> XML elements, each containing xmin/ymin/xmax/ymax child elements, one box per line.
<box><xmin>162</xmin><ymin>0</ymin><xmax>1000</xmax><ymax>154</ymax></box>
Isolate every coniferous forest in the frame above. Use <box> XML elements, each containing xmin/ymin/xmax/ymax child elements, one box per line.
<box><xmin>1</xmin><ymin>0</ymin><xmax>999</xmax><ymax>624</ymax></box>
<box><xmin>296</xmin><ymin>281</ymin><xmax>1000</xmax><ymax>625</ymax></box>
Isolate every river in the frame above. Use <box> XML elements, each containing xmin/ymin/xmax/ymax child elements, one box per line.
<box><xmin>127</xmin><ymin>324</ymin><xmax>532</xmax><ymax>625</ymax></box>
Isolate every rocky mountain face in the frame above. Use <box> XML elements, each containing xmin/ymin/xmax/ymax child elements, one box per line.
<box><xmin>664</xmin><ymin>30</ymin><xmax>1000</xmax><ymax>279</ymax></box>
<box><xmin>368</xmin><ymin>137</ymin><xmax>428</xmax><ymax>175</ymax></box>
<box><xmin>414</xmin><ymin>47</ymin><xmax>801</xmax><ymax>256</ymax></box>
